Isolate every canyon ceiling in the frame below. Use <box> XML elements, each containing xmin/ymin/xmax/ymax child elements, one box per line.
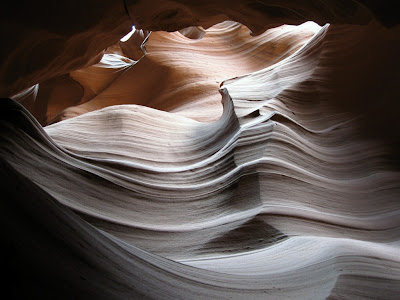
<box><xmin>1</xmin><ymin>1</ymin><xmax>400</xmax><ymax>299</ymax></box>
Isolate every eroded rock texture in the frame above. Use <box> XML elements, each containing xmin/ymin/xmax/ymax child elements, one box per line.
<box><xmin>1</xmin><ymin>1</ymin><xmax>400</xmax><ymax>299</ymax></box>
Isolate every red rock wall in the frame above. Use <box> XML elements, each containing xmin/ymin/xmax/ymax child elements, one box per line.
<box><xmin>1</xmin><ymin>1</ymin><xmax>399</xmax><ymax>299</ymax></box>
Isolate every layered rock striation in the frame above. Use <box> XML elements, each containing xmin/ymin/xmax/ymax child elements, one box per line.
<box><xmin>1</xmin><ymin>1</ymin><xmax>400</xmax><ymax>299</ymax></box>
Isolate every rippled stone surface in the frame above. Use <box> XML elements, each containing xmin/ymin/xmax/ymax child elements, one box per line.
<box><xmin>1</xmin><ymin>1</ymin><xmax>400</xmax><ymax>299</ymax></box>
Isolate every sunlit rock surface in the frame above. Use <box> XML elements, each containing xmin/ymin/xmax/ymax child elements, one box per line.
<box><xmin>1</xmin><ymin>1</ymin><xmax>400</xmax><ymax>299</ymax></box>
<box><xmin>43</xmin><ymin>22</ymin><xmax>319</xmax><ymax>124</ymax></box>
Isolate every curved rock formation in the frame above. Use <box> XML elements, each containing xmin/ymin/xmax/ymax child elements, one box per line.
<box><xmin>1</xmin><ymin>1</ymin><xmax>400</xmax><ymax>299</ymax></box>
<box><xmin>48</xmin><ymin>21</ymin><xmax>319</xmax><ymax>123</ymax></box>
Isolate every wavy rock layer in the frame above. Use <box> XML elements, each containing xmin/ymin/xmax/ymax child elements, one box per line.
<box><xmin>1</xmin><ymin>15</ymin><xmax>400</xmax><ymax>299</ymax></box>
<box><xmin>50</xmin><ymin>22</ymin><xmax>319</xmax><ymax>123</ymax></box>
<box><xmin>2</xmin><ymin>0</ymin><xmax>396</xmax><ymax>97</ymax></box>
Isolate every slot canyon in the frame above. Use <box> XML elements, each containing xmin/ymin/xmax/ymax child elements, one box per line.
<box><xmin>1</xmin><ymin>1</ymin><xmax>399</xmax><ymax>299</ymax></box>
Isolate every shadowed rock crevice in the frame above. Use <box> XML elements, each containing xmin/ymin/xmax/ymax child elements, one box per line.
<box><xmin>200</xmin><ymin>218</ymin><xmax>287</xmax><ymax>255</ymax></box>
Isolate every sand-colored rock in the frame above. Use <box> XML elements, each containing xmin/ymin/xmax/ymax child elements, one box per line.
<box><xmin>52</xmin><ymin>21</ymin><xmax>319</xmax><ymax>123</ymax></box>
<box><xmin>1</xmin><ymin>1</ymin><xmax>400</xmax><ymax>299</ymax></box>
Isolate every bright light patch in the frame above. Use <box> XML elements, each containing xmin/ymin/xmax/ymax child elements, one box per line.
<box><xmin>120</xmin><ymin>26</ymin><xmax>136</xmax><ymax>42</ymax></box>
<box><xmin>302</xmin><ymin>21</ymin><xmax>323</xmax><ymax>31</ymax></box>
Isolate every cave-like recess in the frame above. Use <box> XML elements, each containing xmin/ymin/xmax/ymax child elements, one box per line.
<box><xmin>1</xmin><ymin>1</ymin><xmax>400</xmax><ymax>299</ymax></box>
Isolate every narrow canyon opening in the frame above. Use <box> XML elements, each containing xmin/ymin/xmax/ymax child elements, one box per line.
<box><xmin>1</xmin><ymin>2</ymin><xmax>400</xmax><ymax>299</ymax></box>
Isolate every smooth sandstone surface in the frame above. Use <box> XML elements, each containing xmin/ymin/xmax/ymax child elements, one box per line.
<box><xmin>1</xmin><ymin>1</ymin><xmax>400</xmax><ymax>299</ymax></box>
